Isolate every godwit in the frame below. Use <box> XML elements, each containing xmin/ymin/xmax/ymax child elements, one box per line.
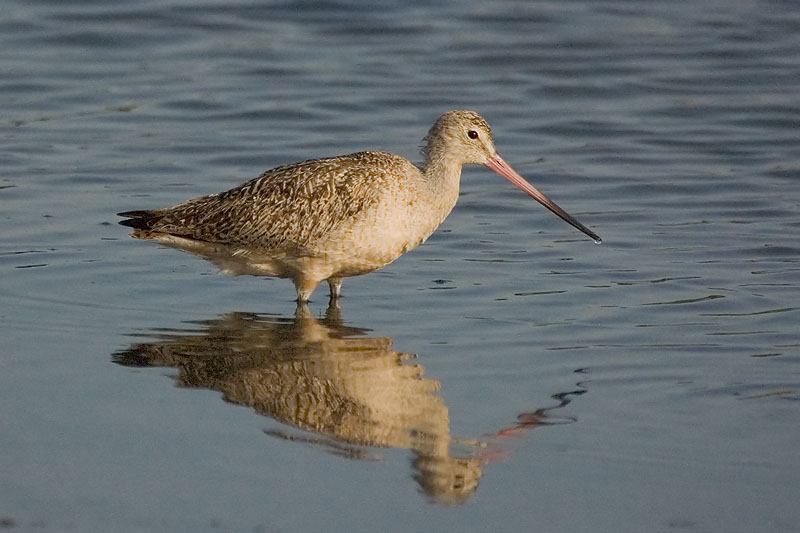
<box><xmin>119</xmin><ymin>110</ymin><xmax>601</xmax><ymax>302</ymax></box>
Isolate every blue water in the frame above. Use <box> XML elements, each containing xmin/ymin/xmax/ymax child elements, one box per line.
<box><xmin>2</xmin><ymin>1</ymin><xmax>799</xmax><ymax>531</ymax></box>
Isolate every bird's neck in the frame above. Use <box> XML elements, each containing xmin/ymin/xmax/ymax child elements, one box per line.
<box><xmin>416</xmin><ymin>154</ymin><xmax>465</xmax><ymax>234</ymax></box>
<box><xmin>422</xmin><ymin>154</ymin><xmax>463</xmax><ymax>196</ymax></box>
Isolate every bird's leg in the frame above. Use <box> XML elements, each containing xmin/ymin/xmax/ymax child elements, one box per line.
<box><xmin>295</xmin><ymin>278</ymin><xmax>321</xmax><ymax>304</ymax></box>
<box><xmin>327</xmin><ymin>277</ymin><xmax>343</xmax><ymax>301</ymax></box>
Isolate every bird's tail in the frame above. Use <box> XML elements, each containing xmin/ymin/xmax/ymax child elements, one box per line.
<box><xmin>117</xmin><ymin>210</ymin><xmax>158</xmax><ymax>229</ymax></box>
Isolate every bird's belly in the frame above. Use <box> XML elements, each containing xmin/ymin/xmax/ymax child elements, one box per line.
<box><xmin>312</xmin><ymin>202</ymin><xmax>443</xmax><ymax>278</ymax></box>
<box><xmin>135</xmin><ymin>230</ymin><xmax>405</xmax><ymax>281</ymax></box>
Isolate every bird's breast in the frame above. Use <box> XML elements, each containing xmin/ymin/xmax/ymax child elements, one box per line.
<box><xmin>306</xmin><ymin>180</ymin><xmax>459</xmax><ymax>277</ymax></box>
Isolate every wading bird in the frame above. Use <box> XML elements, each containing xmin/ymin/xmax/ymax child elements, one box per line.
<box><xmin>119</xmin><ymin>110</ymin><xmax>600</xmax><ymax>303</ymax></box>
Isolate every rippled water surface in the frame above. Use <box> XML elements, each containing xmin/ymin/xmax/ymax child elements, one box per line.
<box><xmin>2</xmin><ymin>1</ymin><xmax>799</xmax><ymax>531</ymax></box>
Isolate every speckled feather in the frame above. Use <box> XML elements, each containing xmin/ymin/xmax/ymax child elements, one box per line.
<box><xmin>120</xmin><ymin>151</ymin><xmax>418</xmax><ymax>251</ymax></box>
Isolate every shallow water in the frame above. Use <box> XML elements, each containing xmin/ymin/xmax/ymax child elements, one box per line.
<box><xmin>2</xmin><ymin>1</ymin><xmax>799</xmax><ymax>531</ymax></box>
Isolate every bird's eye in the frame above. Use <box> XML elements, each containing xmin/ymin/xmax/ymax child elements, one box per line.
<box><xmin>467</xmin><ymin>130</ymin><xmax>479</xmax><ymax>139</ymax></box>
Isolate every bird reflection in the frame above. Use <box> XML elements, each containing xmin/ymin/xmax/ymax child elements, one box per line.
<box><xmin>113</xmin><ymin>306</ymin><xmax>585</xmax><ymax>505</ymax></box>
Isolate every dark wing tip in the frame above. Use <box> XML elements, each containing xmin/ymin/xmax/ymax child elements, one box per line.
<box><xmin>117</xmin><ymin>210</ymin><xmax>156</xmax><ymax>229</ymax></box>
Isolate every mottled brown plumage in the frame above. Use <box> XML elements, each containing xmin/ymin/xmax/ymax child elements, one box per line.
<box><xmin>122</xmin><ymin>152</ymin><xmax>406</xmax><ymax>248</ymax></box>
<box><xmin>119</xmin><ymin>110</ymin><xmax>600</xmax><ymax>302</ymax></box>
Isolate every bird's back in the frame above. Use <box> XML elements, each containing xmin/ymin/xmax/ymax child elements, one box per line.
<box><xmin>119</xmin><ymin>151</ymin><xmax>422</xmax><ymax>252</ymax></box>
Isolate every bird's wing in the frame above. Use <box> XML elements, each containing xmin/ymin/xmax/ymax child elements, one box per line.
<box><xmin>121</xmin><ymin>151</ymin><xmax>418</xmax><ymax>251</ymax></box>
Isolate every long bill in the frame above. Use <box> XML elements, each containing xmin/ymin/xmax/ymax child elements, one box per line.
<box><xmin>485</xmin><ymin>154</ymin><xmax>602</xmax><ymax>243</ymax></box>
